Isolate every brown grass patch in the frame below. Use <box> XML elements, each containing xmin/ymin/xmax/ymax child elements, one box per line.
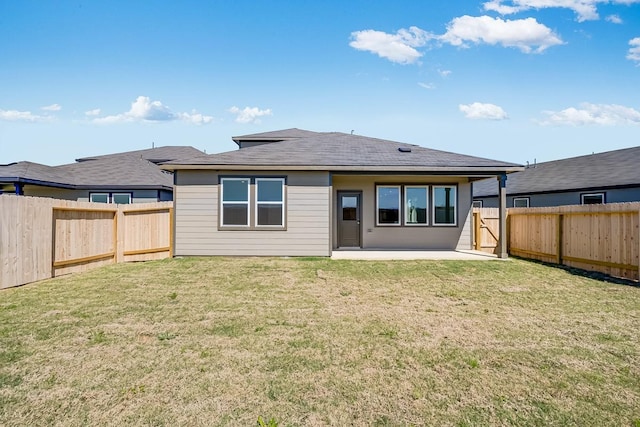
<box><xmin>1</xmin><ymin>257</ymin><xmax>639</xmax><ymax>426</ymax></box>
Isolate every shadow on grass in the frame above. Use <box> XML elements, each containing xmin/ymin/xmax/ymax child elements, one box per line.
<box><xmin>512</xmin><ymin>256</ymin><xmax>639</xmax><ymax>288</ymax></box>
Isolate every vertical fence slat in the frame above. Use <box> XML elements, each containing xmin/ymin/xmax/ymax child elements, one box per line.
<box><xmin>504</xmin><ymin>203</ymin><xmax>640</xmax><ymax>281</ymax></box>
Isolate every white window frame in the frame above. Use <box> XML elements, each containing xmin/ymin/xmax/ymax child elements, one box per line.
<box><xmin>220</xmin><ymin>178</ymin><xmax>250</xmax><ymax>227</ymax></box>
<box><xmin>432</xmin><ymin>185</ymin><xmax>457</xmax><ymax>226</ymax></box>
<box><xmin>90</xmin><ymin>193</ymin><xmax>110</xmax><ymax>203</ymax></box>
<box><xmin>376</xmin><ymin>185</ymin><xmax>401</xmax><ymax>226</ymax></box>
<box><xmin>472</xmin><ymin>200</ymin><xmax>483</xmax><ymax>208</ymax></box>
<box><xmin>404</xmin><ymin>185</ymin><xmax>429</xmax><ymax>226</ymax></box>
<box><xmin>112</xmin><ymin>193</ymin><xmax>132</xmax><ymax>204</ymax></box>
<box><xmin>581</xmin><ymin>193</ymin><xmax>605</xmax><ymax>205</ymax></box>
<box><xmin>513</xmin><ymin>197</ymin><xmax>530</xmax><ymax>208</ymax></box>
<box><xmin>255</xmin><ymin>178</ymin><xmax>285</xmax><ymax>227</ymax></box>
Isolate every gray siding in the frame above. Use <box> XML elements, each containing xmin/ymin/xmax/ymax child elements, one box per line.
<box><xmin>476</xmin><ymin>186</ymin><xmax>640</xmax><ymax>208</ymax></box>
<box><xmin>14</xmin><ymin>185</ymin><xmax>165</xmax><ymax>203</ymax></box>
<box><xmin>174</xmin><ymin>170</ymin><xmax>331</xmax><ymax>256</ymax></box>
<box><xmin>332</xmin><ymin>175</ymin><xmax>472</xmax><ymax>251</ymax></box>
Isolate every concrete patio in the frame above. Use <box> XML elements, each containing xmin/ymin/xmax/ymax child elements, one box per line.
<box><xmin>330</xmin><ymin>249</ymin><xmax>501</xmax><ymax>261</ymax></box>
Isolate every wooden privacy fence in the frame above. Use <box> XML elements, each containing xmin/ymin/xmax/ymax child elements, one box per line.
<box><xmin>474</xmin><ymin>203</ymin><xmax>640</xmax><ymax>281</ymax></box>
<box><xmin>473</xmin><ymin>208</ymin><xmax>500</xmax><ymax>254</ymax></box>
<box><xmin>1</xmin><ymin>195</ymin><xmax>173</xmax><ymax>289</ymax></box>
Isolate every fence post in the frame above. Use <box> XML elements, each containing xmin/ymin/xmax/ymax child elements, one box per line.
<box><xmin>556</xmin><ymin>214</ymin><xmax>563</xmax><ymax>265</ymax></box>
<box><xmin>473</xmin><ymin>211</ymin><xmax>480</xmax><ymax>250</ymax></box>
<box><xmin>115</xmin><ymin>206</ymin><xmax>124</xmax><ymax>263</ymax></box>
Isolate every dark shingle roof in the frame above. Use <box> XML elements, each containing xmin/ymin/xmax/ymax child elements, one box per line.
<box><xmin>1</xmin><ymin>146</ymin><xmax>203</xmax><ymax>189</ymax></box>
<box><xmin>0</xmin><ymin>161</ymin><xmax>75</xmax><ymax>188</ymax></box>
<box><xmin>473</xmin><ymin>146</ymin><xmax>640</xmax><ymax>197</ymax></box>
<box><xmin>76</xmin><ymin>146</ymin><xmax>204</xmax><ymax>164</ymax></box>
<box><xmin>231</xmin><ymin>128</ymin><xmax>324</xmax><ymax>144</ymax></box>
<box><xmin>166</xmin><ymin>132</ymin><xmax>522</xmax><ymax>173</ymax></box>
<box><xmin>56</xmin><ymin>156</ymin><xmax>173</xmax><ymax>189</ymax></box>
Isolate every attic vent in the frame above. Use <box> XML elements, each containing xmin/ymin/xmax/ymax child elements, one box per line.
<box><xmin>398</xmin><ymin>147</ymin><xmax>412</xmax><ymax>153</ymax></box>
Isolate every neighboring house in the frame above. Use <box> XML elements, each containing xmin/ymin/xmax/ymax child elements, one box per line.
<box><xmin>473</xmin><ymin>146</ymin><xmax>640</xmax><ymax>208</ymax></box>
<box><xmin>0</xmin><ymin>146</ymin><xmax>204</xmax><ymax>203</ymax></box>
<box><xmin>162</xmin><ymin>129</ymin><xmax>522</xmax><ymax>257</ymax></box>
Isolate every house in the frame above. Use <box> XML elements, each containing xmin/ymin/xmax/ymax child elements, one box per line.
<box><xmin>162</xmin><ymin>129</ymin><xmax>523</xmax><ymax>257</ymax></box>
<box><xmin>0</xmin><ymin>146</ymin><xmax>204</xmax><ymax>203</ymax></box>
<box><xmin>473</xmin><ymin>146</ymin><xmax>640</xmax><ymax>208</ymax></box>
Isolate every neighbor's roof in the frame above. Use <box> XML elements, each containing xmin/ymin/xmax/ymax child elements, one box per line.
<box><xmin>473</xmin><ymin>145</ymin><xmax>640</xmax><ymax>197</ymax></box>
<box><xmin>0</xmin><ymin>161</ymin><xmax>75</xmax><ymax>188</ymax></box>
<box><xmin>1</xmin><ymin>146</ymin><xmax>203</xmax><ymax>190</ymax></box>
<box><xmin>164</xmin><ymin>131</ymin><xmax>523</xmax><ymax>174</ymax></box>
<box><xmin>76</xmin><ymin>145</ymin><xmax>204</xmax><ymax>164</ymax></box>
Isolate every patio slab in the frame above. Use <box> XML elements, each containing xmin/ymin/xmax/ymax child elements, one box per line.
<box><xmin>330</xmin><ymin>249</ymin><xmax>501</xmax><ymax>261</ymax></box>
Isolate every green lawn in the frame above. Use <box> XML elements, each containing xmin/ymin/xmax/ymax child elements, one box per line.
<box><xmin>1</xmin><ymin>257</ymin><xmax>639</xmax><ymax>426</ymax></box>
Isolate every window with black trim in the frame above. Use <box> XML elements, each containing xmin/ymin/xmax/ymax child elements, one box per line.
<box><xmin>433</xmin><ymin>186</ymin><xmax>456</xmax><ymax>226</ymax></box>
<box><xmin>375</xmin><ymin>184</ymin><xmax>457</xmax><ymax>227</ymax></box>
<box><xmin>581</xmin><ymin>193</ymin><xmax>604</xmax><ymax>205</ymax></box>
<box><xmin>220</xmin><ymin>177</ymin><xmax>286</xmax><ymax>229</ymax></box>
<box><xmin>513</xmin><ymin>197</ymin><xmax>529</xmax><ymax>208</ymax></box>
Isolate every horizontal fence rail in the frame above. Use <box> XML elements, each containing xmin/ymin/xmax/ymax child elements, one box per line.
<box><xmin>1</xmin><ymin>195</ymin><xmax>173</xmax><ymax>289</ymax></box>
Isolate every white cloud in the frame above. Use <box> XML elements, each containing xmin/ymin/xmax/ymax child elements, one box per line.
<box><xmin>418</xmin><ymin>82</ymin><xmax>435</xmax><ymax>89</ymax></box>
<box><xmin>92</xmin><ymin>96</ymin><xmax>213</xmax><ymax>125</ymax></box>
<box><xmin>627</xmin><ymin>37</ymin><xmax>640</xmax><ymax>64</ymax></box>
<box><xmin>178</xmin><ymin>111</ymin><xmax>215</xmax><ymax>125</ymax></box>
<box><xmin>539</xmin><ymin>103</ymin><xmax>640</xmax><ymax>125</ymax></box>
<box><xmin>349</xmin><ymin>26</ymin><xmax>433</xmax><ymax>64</ymax></box>
<box><xmin>0</xmin><ymin>109</ymin><xmax>49</xmax><ymax>122</ymax></box>
<box><xmin>483</xmin><ymin>0</ymin><xmax>640</xmax><ymax>23</ymax></box>
<box><xmin>438</xmin><ymin>69</ymin><xmax>452</xmax><ymax>77</ymax></box>
<box><xmin>606</xmin><ymin>14</ymin><xmax>623</xmax><ymax>23</ymax></box>
<box><xmin>41</xmin><ymin>103</ymin><xmax>61</xmax><ymax>111</ymax></box>
<box><xmin>85</xmin><ymin>108</ymin><xmax>101</xmax><ymax>116</ymax></box>
<box><xmin>459</xmin><ymin>102</ymin><xmax>509</xmax><ymax>120</ymax></box>
<box><xmin>440</xmin><ymin>15</ymin><xmax>564</xmax><ymax>53</ymax></box>
<box><xmin>228</xmin><ymin>106</ymin><xmax>273</xmax><ymax>124</ymax></box>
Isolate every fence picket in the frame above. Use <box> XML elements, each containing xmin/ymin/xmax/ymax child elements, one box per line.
<box><xmin>0</xmin><ymin>195</ymin><xmax>173</xmax><ymax>289</ymax></box>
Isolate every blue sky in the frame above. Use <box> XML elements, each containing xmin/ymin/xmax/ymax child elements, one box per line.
<box><xmin>1</xmin><ymin>0</ymin><xmax>639</xmax><ymax>166</ymax></box>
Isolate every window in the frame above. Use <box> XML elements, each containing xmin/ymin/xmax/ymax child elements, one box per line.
<box><xmin>513</xmin><ymin>197</ymin><xmax>529</xmax><ymax>208</ymax></box>
<box><xmin>581</xmin><ymin>193</ymin><xmax>604</xmax><ymax>205</ymax></box>
<box><xmin>219</xmin><ymin>177</ymin><xmax>286</xmax><ymax>229</ymax></box>
<box><xmin>405</xmin><ymin>186</ymin><xmax>428</xmax><ymax>225</ymax></box>
<box><xmin>256</xmin><ymin>178</ymin><xmax>285</xmax><ymax>227</ymax></box>
<box><xmin>112</xmin><ymin>193</ymin><xmax>131</xmax><ymax>204</ymax></box>
<box><xmin>90</xmin><ymin>192</ymin><xmax>132</xmax><ymax>204</ymax></box>
<box><xmin>433</xmin><ymin>186</ymin><xmax>456</xmax><ymax>226</ymax></box>
<box><xmin>472</xmin><ymin>200</ymin><xmax>483</xmax><ymax>208</ymax></box>
<box><xmin>90</xmin><ymin>193</ymin><xmax>109</xmax><ymax>203</ymax></box>
<box><xmin>221</xmin><ymin>178</ymin><xmax>250</xmax><ymax>226</ymax></box>
<box><xmin>377</xmin><ymin>186</ymin><xmax>401</xmax><ymax>225</ymax></box>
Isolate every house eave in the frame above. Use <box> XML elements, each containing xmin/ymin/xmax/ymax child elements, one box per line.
<box><xmin>162</xmin><ymin>164</ymin><xmax>524</xmax><ymax>175</ymax></box>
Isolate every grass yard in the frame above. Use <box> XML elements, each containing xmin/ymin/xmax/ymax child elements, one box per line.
<box><xmin>1</xmin><ymin>257</ymin><xmax>639</xmax><ymax>426</ymax></box>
